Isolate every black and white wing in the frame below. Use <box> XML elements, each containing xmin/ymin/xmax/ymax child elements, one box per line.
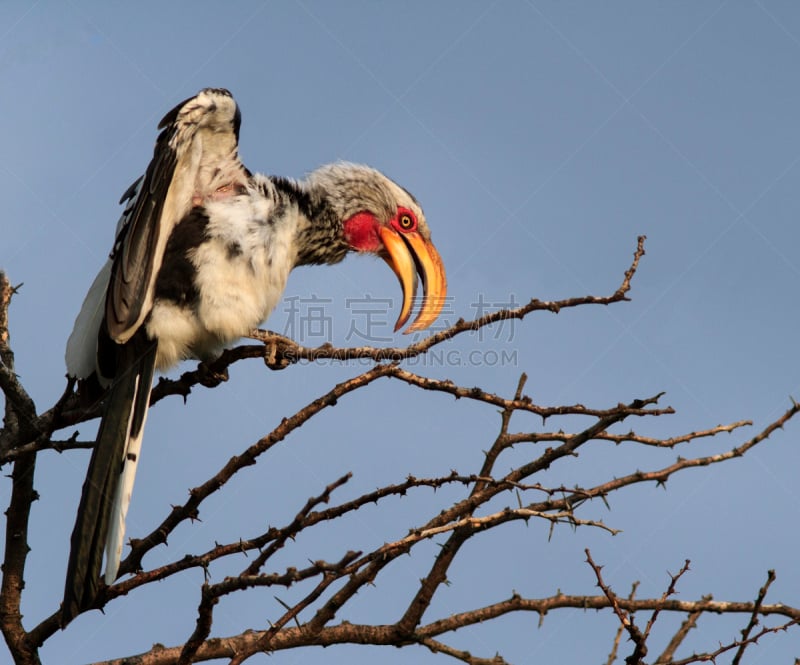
<box><xmin>106</xmin><ymin>88</ymin><xmax>244</xmax><ymax>344</ymax></box>
<box><xmin>65</xmin><ymin>87</ymin><xmax>246</xmax><ymax>380</ymax></box>
<box><xmin>62</xmin><ymin>88</ymin><xmax>246</xmax><ymax>626</ymax></box>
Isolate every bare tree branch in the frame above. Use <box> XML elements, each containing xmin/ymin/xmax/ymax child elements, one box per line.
<box><xmin>586</xmin><ymin>548</ymin><xmax>648</xmax><ymax>663</ymax></box>
<box><xmin>669</xmin><ymin>617</ymin><xmax>800</xmax><ymax>665</ymax></box>
<box><xmin>0</xmin><ymin>275</ymin><xmax>38</xmax><ymax>450</ymax></box>
<box><xmin>655</xmin><ymin>605</ymin><xmax>704</xmax><ymax>664</ymax></box>
<box><xmin>504</xmin><ymin>420</ymin><xmax>752</xmax><ymax>448</ymax></box>
<box><xmin>387</xmin><ymin>367</ymin><xmax>675</xmax><ymax>419</ymax></box>
<box><xmin>0</xmin><ymin>272</ymin><xmax>41</xmax><ymax>665</ymax></box>
<box><xmin>89</xmin><ymin>592</ymin><xmax>800</xmax><ymax>665</ymax></box>
<box><xmin>641</xmin><ymin>560</ymin><xmax>692</xmax><ymax>650</ymax></box>
<box><xmin>418</xmin><ymin>637</ymin><xmax>507</xmax><ymax>665</ymax></box>
<box><xmin>607</xmin><ymin>582</ymin><xmax>640</xmax><ymax>665</ymax></box>
<box><xmin>731</xmin><ymin>569</ymin><xmax>776</xmax><ymax>665</ymax></box>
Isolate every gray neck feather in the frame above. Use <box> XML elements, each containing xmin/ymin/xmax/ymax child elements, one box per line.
<box><xmin>261</xmin><ymin>174</ymin><xmax>350</xmax><ymax>267</ymax></box>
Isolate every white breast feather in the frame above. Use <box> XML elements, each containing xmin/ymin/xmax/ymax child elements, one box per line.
<box><xmin>197</xmin><ymin>194</ymin><xmax>296</xmax><ymax>336</ymax></box>
<box><xmin>146</xmin><ymin>192</ymin><xmax>297</xmax><ymax>369</ymax></box>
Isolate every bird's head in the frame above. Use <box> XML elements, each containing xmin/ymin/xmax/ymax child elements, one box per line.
<box><xmin>307</xmin><ymin>163</ymin><xmax>447</xmax><ymax>333</ymax></box>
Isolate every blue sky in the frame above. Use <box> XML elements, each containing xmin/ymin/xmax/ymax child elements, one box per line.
<box><xmin>2</xmin><ymin>2</ymin><xmax>800</xmax><ymax>663</ymax></box>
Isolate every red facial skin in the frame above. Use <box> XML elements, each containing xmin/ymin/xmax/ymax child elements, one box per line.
<box><xmin>343</xmin><ymin>207</ymin><xmax>418</xmax><ymax>251</ymax></box>
<box><xmin>342</xmin><ymin>211</ymin><xmax>381</xmax><ymax>252</ymax></box>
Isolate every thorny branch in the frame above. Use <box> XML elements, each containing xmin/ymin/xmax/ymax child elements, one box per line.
<box><xmin>655</xmin><ymin>606</ymin><xmax>704</xmax><ymax>664</ymax></box>
<box><xmin>731</xmin><ymin>569</ymin><xmax>776</xmax><ymax>665</ymax></box>
<box><xmin>87</xmin><ymin>593</ymin><xmax>800</xmax><ymax>665</ymax></box>
<box><xmin>0</xmin><ymin>273</ymin><xmax>42</xmax><ymax>665</ymax></box>
<box><xmin>587</xmin><ymin>548</ymin><xmax>647</xmax><ymax>661</ymax></box>
<box><xmin>606</xmin><ymin>582</ymin><xmax>640</xmax><ymax>665</ymax></box>
<box><xmin>587</xmin><ymin>558</ymin><xmax>798</xmax><ymax>665</ymax></box>
<box><xmin>3</xmin><ymin>238</ymin><xmax>800</xmax><ymax>664</ymax></box>
<box><xmin>668</xmin><ymin>616</ymin><xmax>799</xmax><ymax>665</ymax></box>
<box><xmin>587</xmin><ymin>549</ymin><xmax>691</xmax><ymax>665</ymax></box>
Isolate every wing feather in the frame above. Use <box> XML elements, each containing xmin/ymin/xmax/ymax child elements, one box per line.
<box><xmin>105</xmin><ymin>88</ymin><xmax>245</xmax><ymax>343</ymax></box>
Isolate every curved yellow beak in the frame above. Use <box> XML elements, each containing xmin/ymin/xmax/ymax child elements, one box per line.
<box><xmin>378</xmin><ymin>227</ymin><xmax>448</xmax><ymax>333</ymax></box>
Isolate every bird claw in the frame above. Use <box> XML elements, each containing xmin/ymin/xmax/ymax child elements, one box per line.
<box><xmin>197</xmin><ymin>362</ymin><xmax>229</xmax><ymax>387</ymax></box>
<box><xmin>262</xmin><ymin>339</ymin><xmax>293</xmax><ymax>371</ymax></box>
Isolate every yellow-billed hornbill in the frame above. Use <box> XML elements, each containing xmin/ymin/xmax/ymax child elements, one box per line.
<box><xmin>61</xmin><ymin>88</ymin><xmax>446</xmax><ymax>625</ymax></box>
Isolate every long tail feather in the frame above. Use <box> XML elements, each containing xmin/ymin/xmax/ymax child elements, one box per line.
<box><xmin>103</xmin><ymin>367</ymin><xmax>153</xmax><ymax>584</ymax></box>
<box><xmin>61</xmin><ymin>335</ymin><xmax>156</xmax><ymax>626</ymax></box>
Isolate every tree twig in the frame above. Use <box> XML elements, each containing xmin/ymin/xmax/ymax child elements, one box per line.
<box><xmin>655</xmin><ymin>606</ymin><xmax>704</xmax><ymax>664</ymax></box>
<box><xmin>586</xmin><ymin>548</ymin><xmax>647</xmax><ymax>663</ymax></box>
<box><xmin>731</xmin><ymin>569</ymin><xmax>776</xmax><ymax>665</ymax></box>
<box><xmin>607</xmin><ymin>582</ymin><xmax>639</xmax><ymax>665</ymax></box>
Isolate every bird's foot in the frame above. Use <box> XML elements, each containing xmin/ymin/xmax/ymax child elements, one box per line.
<box><xmin>262</xmin><ymin>337</ymin><xmax>294</xmax><ymax>371</ymax></box>
<box><xmin>197</xmin><ymin>361</ymin><xmax>229</xmax><ymax>388</ymax></box>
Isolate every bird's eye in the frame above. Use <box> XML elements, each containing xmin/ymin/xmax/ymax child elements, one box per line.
<box><xmin>392</xmin><ymin>207</ymin><xmax>418</xmax><ymax>233</ymax></box>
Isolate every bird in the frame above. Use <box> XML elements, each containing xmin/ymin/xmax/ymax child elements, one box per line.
<box><xmin>61</xmin><ymin>87</ymin><xmax>446</xmax><ymax>625</ymax></box>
